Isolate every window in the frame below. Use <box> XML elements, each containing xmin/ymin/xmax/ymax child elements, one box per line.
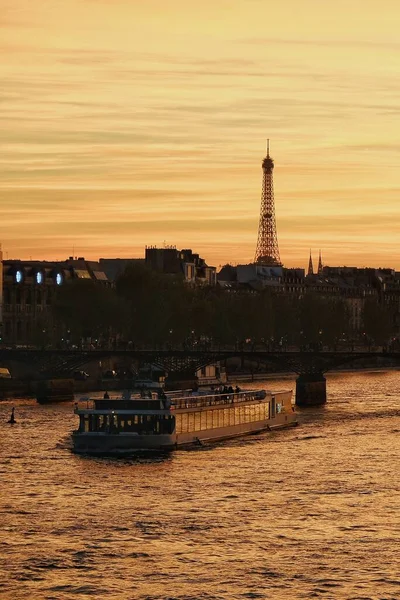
<box><xmin>265</xmin><ymin>403</ymin><xmax>270</xmax><ymax>419</ymax></box>
<box><xmin>74</xmin><ymin>270</ymin><xmax>91</xmax><ymax>279</ymax></box>
<box><xmin>194</xmin><ymin>412</ymin><xmax>201</xmax><ymax>432</ymax></box>
<box><xmin>187</xmin><ymin>412</ymin><xmax>195</xmax><ymax>432</ymax></box>
<box><xmin>223</xmin><ymin>409</ymin><xmax>229</xmax><ymax>426</ymax></box>
<box><xmin>175</xmin><ymin>414</ymin><xmax>181</xmax><ymax>433</ymax></box>
<box><xmin>200</xmin><ymin>412</ymin><xmax>207</xmax><ymax>430</ymax></box>
<box><xmin>181</xmin><ymin>413</ymin><xmax>188</xmax><ymax>433</ymax></box>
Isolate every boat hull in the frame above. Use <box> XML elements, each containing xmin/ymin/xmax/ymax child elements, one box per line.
<box><xmin>72</xmin><ymin>412</ymin><xmax>297</xmax><ymax>455</ymax></box>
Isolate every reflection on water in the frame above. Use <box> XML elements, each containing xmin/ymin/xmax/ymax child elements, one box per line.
<box><xmin>0</xmin><ymin>370</ymin><xmax>399</xmax><ymax>599</ymax></box>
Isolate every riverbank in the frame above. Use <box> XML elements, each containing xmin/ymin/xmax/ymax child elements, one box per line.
<box><xmin>1</xmin><ymin>366</ymin><xmax>398</xmax><ymax>400</ymax></box>
<box><xmin>227</xmin><ymin>365</ymin><xmax>400</xmax><ymax>384</ymax></box>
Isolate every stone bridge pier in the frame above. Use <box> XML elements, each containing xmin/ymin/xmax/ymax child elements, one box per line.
<box><xmin>295</xmin><ymin>372</ymin><xmax>326</xmax><ymax>406</ymax></box>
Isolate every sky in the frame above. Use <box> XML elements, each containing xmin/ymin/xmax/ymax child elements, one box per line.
<box><xmin>1</xmin><ymin>0</ymin><xmax>400</xmax><ymax>270</ymax></box>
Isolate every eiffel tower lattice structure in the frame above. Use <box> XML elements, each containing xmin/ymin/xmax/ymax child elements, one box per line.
<box><xmin>254</xmin><ymin>141</ymin><xmax>281</xmax><ymax>266</ymax></box>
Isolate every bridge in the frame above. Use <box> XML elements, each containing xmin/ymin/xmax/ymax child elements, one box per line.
<box><xmin>1</xmin><ymin>346</ymin><xmax>399</xmax><ymax>405</ymax></box>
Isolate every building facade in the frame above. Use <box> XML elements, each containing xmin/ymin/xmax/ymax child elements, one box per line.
<box><xmin>1</xmin><ymin>257</ymin><xmax>109</xmax><ymax>345</ymax></box>
<box><xmin>145</xmin><ymin>246</ymin><xmax>216</xmax><ymax>285</ymax></box>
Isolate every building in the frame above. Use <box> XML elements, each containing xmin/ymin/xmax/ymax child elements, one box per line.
<box><xmin>216</xmin><ymin>262</ymin><xmax>397</xmax><ymax>334</ymax></box>
<box><xmin>145</xmin><ymin>246</ymin><xmax>216</xmax><ymax>285</ymax></box>
<box><xmin>99</xmin><ymin>258</ymin><xmax>145</xmax><ymax>282</ymax></box>
<box><xmin>1</xmin><ymin>257</ymin><xmax>109</xmax><ymax>345</ymax></box>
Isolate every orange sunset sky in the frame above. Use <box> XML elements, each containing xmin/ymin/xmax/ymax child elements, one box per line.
<box><xmin>1</xmin><ymin>0</ymin><xmax>400</xmax><ymax>270</ymax></box>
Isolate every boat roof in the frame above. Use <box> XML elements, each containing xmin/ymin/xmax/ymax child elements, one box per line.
<box><xmin>75</xmin><ymin>388</ymin><xmax>292</xmax><ymax>415</ymax></box>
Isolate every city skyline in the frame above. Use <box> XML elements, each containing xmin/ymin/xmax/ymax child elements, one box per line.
<box><xmin>1</xmin><ymin>1</ymin><xmax>400</xmax><ymax>269</ymax></box>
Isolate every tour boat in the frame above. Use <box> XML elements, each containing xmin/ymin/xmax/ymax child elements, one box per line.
<box><xmin>71</xmin><ymin>388</ymin><xmax>297</xmax><ymax>455</ymax></box>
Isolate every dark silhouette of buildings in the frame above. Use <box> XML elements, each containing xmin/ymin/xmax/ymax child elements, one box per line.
<box><xmin>145</xmin><ymin>246</ymin><xmax>216</xmax><ymax>285</ymax></box>
<box><xmin>0</xmin><ymin>257</ymin><xmax>109</xmax><ymax>345</ymax></box>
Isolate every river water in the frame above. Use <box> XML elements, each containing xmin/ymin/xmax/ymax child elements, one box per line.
<box><xmin>0</xmin><ymin>371</ymin><xmax>399</xmax><ymax>600</ymax></box>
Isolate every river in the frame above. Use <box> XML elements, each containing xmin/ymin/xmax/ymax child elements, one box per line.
<box><xmin>0</xmin><ymin>370</ymin><xmax>399</xmax><ymax>600</ymax></box>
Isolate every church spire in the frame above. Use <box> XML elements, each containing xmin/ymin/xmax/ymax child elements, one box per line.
<box><xmin>307</xmin><ymin>250</ymin><xmax>314</xmax><ymax>276</ymax></box>
<box><xmin>317</xmin><ymin>249</ymin><xmax>323</xmax><ymax>275</ymax></box>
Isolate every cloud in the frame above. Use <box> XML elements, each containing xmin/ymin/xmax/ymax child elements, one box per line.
<box><xmin>1</xmin><ymin>1</ymin><xmax>400</xmax><ymax>269</ymax></box>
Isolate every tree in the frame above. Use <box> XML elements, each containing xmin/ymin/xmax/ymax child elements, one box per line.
<box><xmin>52</xmin><ymin>280</ymin><xmax>125</xmax><ymax>345</ymax></box>
<box><xmin>362</xmin><ymin>299</ymin><xmax>393</xmax><ymax>346</ymax></box>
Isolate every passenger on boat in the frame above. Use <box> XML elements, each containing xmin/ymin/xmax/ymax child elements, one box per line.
<box><xmin>162</xmin><ymin>396</ymin><xmax>171</xmax><ymax>409</ymax></box>
<box><xmin>103</xmin><ymin>391</ymin><xmax>110</xmax><ymax>399</ymax></box>
<box><xmin>235</xmin><ymin>385</ymin><xmax>241</xmax><ymax>393</ymax></box>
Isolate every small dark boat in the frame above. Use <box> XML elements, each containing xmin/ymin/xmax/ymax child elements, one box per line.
<box><xmin>7</xmin><ymin>407</ymin><xmax>16</xmax><ymax>424</ymax></box>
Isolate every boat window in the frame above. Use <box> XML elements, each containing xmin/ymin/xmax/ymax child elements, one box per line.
<box><xmin>222</xmin><ymin>409</ymin><xmax>228</xmax><ymax>427</ymax></box>
<box><xmin>194</xmin><ymin>412</ymin><xmax>201</xmax><ymax>432</ymax></box>
<box><xmin>181</xmin><ymin>413</ymin><xmax>188</xmax><ymax>433</ymax></box>
<box><xmin>175</xmin><ymin>414</ymin><xmax>181</xmax><ymax>433</ymax></box>
<box><xmin>212</xmin><ymin>410</ymin><xmax>218</xmax><ymax>429</ymax></box>
<box><xmin>160</xmin><ymin>415</ymin><xmax>173</xmax><ymax>434</ymax></box>
<box><xmin>200</xmin><ymin>412</ymin><xmax>207</xmax><ymax>431</ymax></box>
<box><xmin>187</xmin><ymin>412</ymin><xmax>195</xmax><ymax>432</ymax></box>
<box><xmin>78</xmin><ymin>415</ymin><xmax>85</xmax><ymax>432</ymax></box>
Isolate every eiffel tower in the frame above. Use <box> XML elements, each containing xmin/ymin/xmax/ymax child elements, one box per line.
<box><xmin>254</xmin><ymin>141</ymin><xmax>281</xmax><ymax>266</ymax></box>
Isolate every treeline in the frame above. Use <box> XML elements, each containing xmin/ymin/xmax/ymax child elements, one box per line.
<box><xmin>50</xmin><ymin>263</ymin><xmax>395</xmax><ymax>348</ymax></box>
